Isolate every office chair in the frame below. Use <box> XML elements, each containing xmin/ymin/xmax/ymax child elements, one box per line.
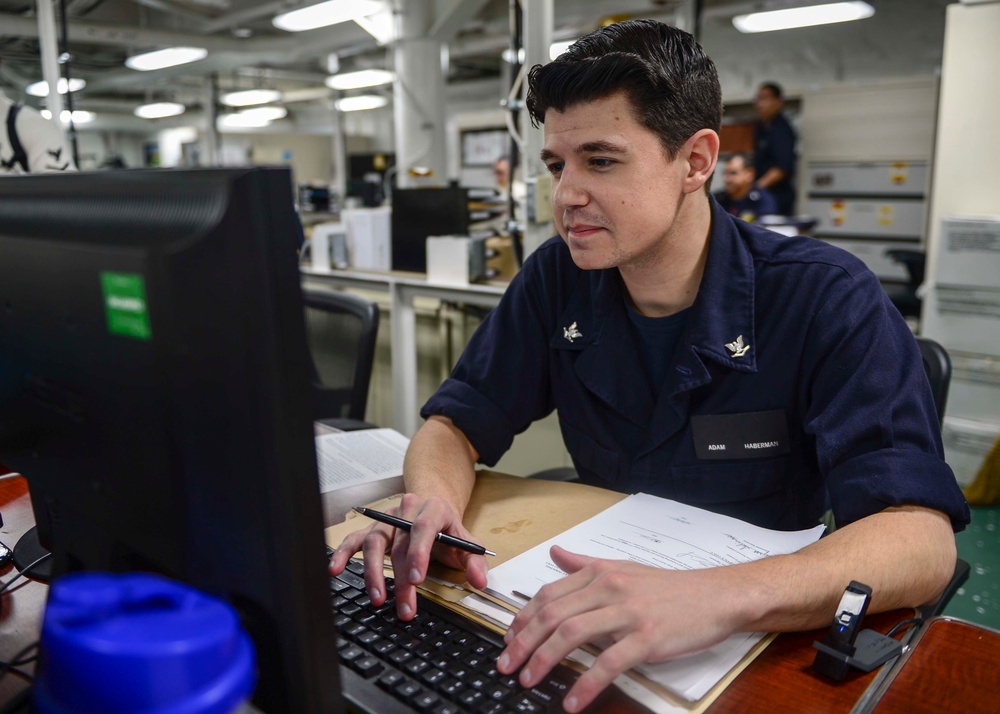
<box><xmin>915</xmin><ymin>336</ymin><xmax>951</xmax><ymax>427</ymax></box>
<box><xmin>302</xmin><ymin>288</ymin><xmax>380</xmax><ymax>431</ymax></box>
<box><xmin>529</xmin><ymin>466</ymin><xmax>580</xmax><ymax>482</ymax></box>
<box><xmin>909</xmin><ymin>336</ymin><xmax>970</xmax><ymax>617</ymax></box>
<box><xmin>884</xmin><ymin>249</ymin><xmax>926</xmax><ymax>320</ymax></box>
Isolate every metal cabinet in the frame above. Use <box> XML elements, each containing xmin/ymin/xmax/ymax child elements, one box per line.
<box><xmin>799</xmin><ymin>78</ymin><xmax>938</xmax><ymax>283</ymax></box>
<box><xmin>803</xmin><ymin>162</ymin><xmax>927</xmax><ymax>281</ymax></box>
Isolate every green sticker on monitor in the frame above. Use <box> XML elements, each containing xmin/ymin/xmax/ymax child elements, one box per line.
<box><xmin>101</xmin><ymin>272</ymin><xmax>151</xmax><ymax>341</ymax></box>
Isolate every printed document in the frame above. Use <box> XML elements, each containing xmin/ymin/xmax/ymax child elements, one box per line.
<box><xmin>484</xmin><ymin>493</ymin><xmax>825</xmax><ymax>702</ymax></box>
<box><xmin>315</xmin><ymin>428</ymin><xmax>409</xmax><ymax>493</ymax></box>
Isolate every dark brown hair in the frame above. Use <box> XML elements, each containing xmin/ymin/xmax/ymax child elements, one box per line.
<box><xmin>526</xmin><ymin>19</ymin><xmax>722</xmax><ymax>162</ymax></box>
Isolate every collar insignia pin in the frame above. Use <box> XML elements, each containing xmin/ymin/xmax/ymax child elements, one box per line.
<box><xmin>563</xmin><ymin>321</ymin><xmax>583</xmax><ymax>343</ymax></box>
<box><xmin>725</xmin><ymin>335</ymin><xmax>750</xmax><ymax>358</ymax></box>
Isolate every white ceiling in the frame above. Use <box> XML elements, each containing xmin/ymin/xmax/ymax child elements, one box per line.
<box><xmin>0</xmin><ymin>0</ymin><xmax>956</xmax><ymax>132</ymax></box>
<box><xmin>0</xmin><ymin>1</ymin><xmax>672</xmax><ymax>103</ymax></box>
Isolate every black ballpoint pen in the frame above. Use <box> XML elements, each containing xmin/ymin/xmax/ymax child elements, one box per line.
<box><xmin>353</xmin><ymin>506</ymin><xmax>496</xmax><ymax>556</ymax></box>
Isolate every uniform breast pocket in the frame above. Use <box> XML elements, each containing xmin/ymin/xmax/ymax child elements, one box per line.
<box><xmin>669</xmin><ymin>456</ymin><xmax>822</xmax><ymax>529</ymax></box>
<box><xmin>560</xmin><ymin>421</ymin><xmax>619</xmax><ymax>488</ymax></box>
<box><xmin>670</xmin><ymin>457</ymin><xmax>790</xmax><ymax>506</ymax></box>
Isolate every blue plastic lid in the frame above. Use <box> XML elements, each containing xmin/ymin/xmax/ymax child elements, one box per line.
<box><xmin>34</xmin><ymin>572</ymin><xmax>256</xmax><ymax>714</ymax></box>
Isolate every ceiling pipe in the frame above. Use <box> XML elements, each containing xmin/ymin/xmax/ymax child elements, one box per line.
<box><xmin>1</xmin><ymin>4</ymin><xmax>687</xmax><ymax>99</ymax></box>
<box><xmin>34</xmin><ymin>0</ymin><xmax>64</xmax><ymax>120</ymax></box>
<box><xmin>198</xmin><ymin>0</ymin><xmax>289</xmax><ymax>35</ymax></box>
<box><xmin>128</xmin><ymin>0</ymin><xmax>213</xmax><ymax>23</ymax></box>
<box><xmin>428</xmin><ymin>0</ymin><xmax>492</xmax><ymax>41</ymax></box>
<box><xmin>1</xmin><ymin>12</ymin><xmax>377</xmax><ymax>91</ymax></box>
<box><xmin>1</xmin><ymin>14</ymin><xmax>241</xmax><ymax>50</ymax></box>
<box><xmin>234</xmin><ymin>67</ymin><xmax>329</xmax><ymax>84</ymax></box>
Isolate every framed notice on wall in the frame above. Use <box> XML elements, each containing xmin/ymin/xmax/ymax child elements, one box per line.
<box><xmin>461</xmin><ymin>129</ymin><xmax>509</xmax><ymax>167</ymax></box>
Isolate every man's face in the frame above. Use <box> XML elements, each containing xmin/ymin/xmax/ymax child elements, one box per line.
<box><xmin>494</xmin><ymin>158</ymin><xmax>510</xmax><ymax>189</ymax></box>
<box><xmin>541</xmin><ymin>92</ymin><xmax>690</xmax><ymax>272</ymax></box>
<box><xmin>723</xmin><ymin>156</ymin><xmax>753</xmax><ymax>196</ymax></box>
<box><xmin>754</xmin><ymin>87</ymin><xmax>782</xmax><ymax>122</ymax></box>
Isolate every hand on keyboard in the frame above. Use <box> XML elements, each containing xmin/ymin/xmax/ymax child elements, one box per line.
<box><xmin>333</xmin><ymin>558</ymin><xmax>585</xmax><ymax>714</ymax></box>
<box><xmin>329</xmin><ymin>493</ymin><xmax>489</xmax><ymax>623</ymax></box>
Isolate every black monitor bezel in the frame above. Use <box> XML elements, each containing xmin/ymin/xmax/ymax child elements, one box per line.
<box><xmin>0</xmin><ymin>167</ymin><xmax>341</xmax><ymax>713</ymax></box>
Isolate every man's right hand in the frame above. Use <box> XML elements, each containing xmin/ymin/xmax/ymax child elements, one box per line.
<box><xmin>331</xmin><ymin>415</ymin><xmax>484</xmax><ymax>619</ymax></box>
<box><xmin>328</xmin><ymin>492</ymin><xmax>489</xmax><ymax>620</ymax></box>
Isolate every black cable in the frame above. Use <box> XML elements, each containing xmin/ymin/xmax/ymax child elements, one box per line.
<box><xmin>887</xmin><ymin>616</ymin><xmax>924</xmax><ymax>638</ymax></box>
<box><xmin>0</xmin><ymin>644</ymin><xmax>37</xmax><ymax>668</ymax></box>
<box><xmin>0</xmin><ymin>640</ymin><xmax>39</xmax><ymax>684</ymax></box>
<box><xmin>0</xmin><ymin>555</ymin><xmax>52</xmax><ymax>689</ymax></box>
<box><xmin>0</xmin><ymin>551</ymin><xmax>52</xmax><ymax>597</ymax></box>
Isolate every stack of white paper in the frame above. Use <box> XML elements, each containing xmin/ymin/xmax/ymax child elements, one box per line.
<box><xmin>483</xmin><ymin>493</ymin><xmax>825</xmax><ymax>703</ymax></box>
<box><xmin>314</xmin><ymin>428</ymin><xmax>410</xmax><ymax>493</ymax></box>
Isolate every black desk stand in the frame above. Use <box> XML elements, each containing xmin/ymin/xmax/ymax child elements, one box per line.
<box><xmin>11</xmin><ymin>527</ymin><xmax>53</xmax><ymax>583</ymax></box>
<box><xmin>813</xmin><ymin>629</ymin><xmax>902</xmax><ymax>680</ymax></box>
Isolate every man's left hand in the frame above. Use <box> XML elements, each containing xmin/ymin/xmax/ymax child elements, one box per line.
<box><xmin>496</xmin><ymin>545</ymin><xmax>743</xmax><ymax>712</ymax></box>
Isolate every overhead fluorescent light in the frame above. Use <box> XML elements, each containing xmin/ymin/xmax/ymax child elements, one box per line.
<box><xmin>353</xmin><ymin>6</ymin><xmax>395</xmax><ymax>44</ymax></box>
<box><xmin>26</xmin><ymin>77</ymin><xmax>86</xmax><ymax>97</ymax></box>
<box><xmin>134</xmin><ymin>102</ymin><xmax>186</xmax><ymax>119</ymax></box>
<box><xmin>335</xmin><ymin>95</ymin><xmax>388</xmax><ymax>112</ymax></box>
<box><xmin>273</xmin><ymin>0</ymin><xmax>383</xmax><ymax>33</ymax></box>
<box><xmin>221</xmin><ymin>88</ymin><xmax>283</xmax><ymax>107</ymax></box>
<box><xmin>733</xmin><ymin>2</ymin><xmax>874</xmax><ymax>33</ymax></box>
<box><xmin>41</xmin><ymin>109</ymin><xmax>95</xmax><ymax>123</ymax></box>
<box><xmin>125</xmin><ymin>46</ymin><xmax>208</xmax><ymax>71</ymax></box>
<box><xmin>237</xmin><ymin>106</ymin><xmax>288</xmax><ymax>122</ymax></box>
<box><xmin>218</xmin><ymin>106</ymin><xmax>288</xmax><ymax>129</ymax></box>
<box><xmin>324</xmin><ymin>69</ymin><xmax>394</xmax><ymax>90</ymax></box>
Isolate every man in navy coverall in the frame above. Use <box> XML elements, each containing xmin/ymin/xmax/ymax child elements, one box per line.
<box><xmin>333</xmin><ymin>20</ymin><xmax>969</xmax><ymax>713</ymax></box>
<box><xmin>753</xmin><ymin>82</ymin><xmax>797</xmax><ymax>216</ymax></box>
<box><xmin>714</xmin><ymin>152</ymin><xmax>777</xmax><ymax>222</ymax></box>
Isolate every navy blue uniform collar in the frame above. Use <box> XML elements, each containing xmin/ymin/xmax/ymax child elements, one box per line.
<box><xmin>687</xmin><ymin>197</ymin><xmax>758</xmax><ymax>375</ymax></box>
<box><xmin>549</xmin><ymin>268</ymin><xmax>653</xmax><ymax>424</ymax></box>
<box><xmin>548</xmin><ymin>198</ymin><xmax>758</xmax><ymax>369</ymax></box>
<box><xmin>547</xmin><ymin>198</ymin><xmax>758</xmax><ymax>426</ymax></box>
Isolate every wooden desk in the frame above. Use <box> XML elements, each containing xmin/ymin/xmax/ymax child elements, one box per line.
<box><xmin>325</xmin><ymin>476</ymin><xmax>910</xmax><ymax>714</ymax></box>
<box><xmin>0</xmin><ymin>476</ymin><xmax>45</xmax><ymax>706</ymax></box>
<box><xmin>711</xmin><ymin>610</ymin><xmax>906</xmax><ymax>714</ymax></box>
<box><xmin>0</xmin><ymin>474</ymin><xmax>969</xmax><ymax>714</ymax></box>
<box><xmin>866</xmin><ymin>617</ymin><xmax>1000</xmax><ymax>714</ymax></box>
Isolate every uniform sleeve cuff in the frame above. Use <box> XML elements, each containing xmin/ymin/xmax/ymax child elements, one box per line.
<box><xmin>828</xmin><ymin>449</ymin><xmax>971</xmax><ymax>530</ymax></box>
<box><xmin>420</xmin><ymin>379</ymin><xmax>517</xmax><ymax>466</ymax></box>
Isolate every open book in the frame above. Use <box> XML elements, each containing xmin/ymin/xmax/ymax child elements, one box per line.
<box><xmin>476</xmin><ymin>493</ymin><xmax>825</xmax><ymax>706</ymax></box>
<box><xmin>314</xmin><ymin>427</ymin><xmax>409</xmax><ymax>493</ymax></box>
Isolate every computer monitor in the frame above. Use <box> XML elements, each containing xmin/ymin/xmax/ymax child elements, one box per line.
<box><xmin>390</xmin><ymin>186</ymin><xmax>471</xmax><ymax>272</ymax></box>
<box><xmin>345</xmin><ymin>178</ymin><xmax>385</xmax><ymax>208</ymax></box>
<box><xmin>346</xmin><ymin>152</ymin><xmax>395</xmax><ymax>208</ymax></box>
<box><xmin>0</xmin><ymin>167</ymin><xmax>341</xmax><ymax>713</ymax></box>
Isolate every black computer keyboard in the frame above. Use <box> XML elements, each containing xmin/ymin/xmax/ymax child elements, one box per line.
<box><xmin>331</xmin><ymin>558</ymin><xmax>582</xmax><ymax>714</ymax></box>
